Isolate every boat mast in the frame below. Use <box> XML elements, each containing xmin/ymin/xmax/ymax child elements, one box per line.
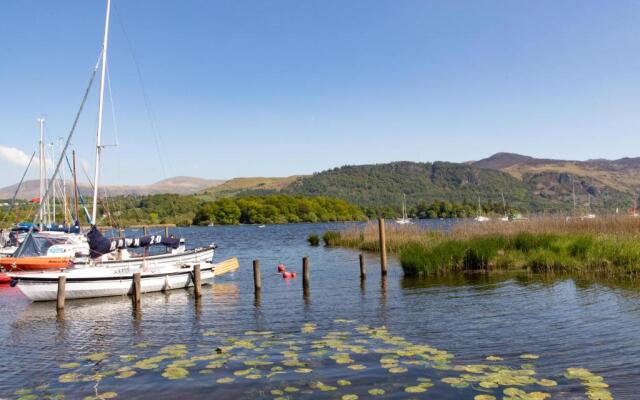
<box><xmin>572</xmin><ymin>178</ymin><xmax>577</xmax><ymax>214</ymax></box>
<box><xmin>402</xmin><ymin>193</ymin><xmax>407</xmax><ymax>220</ymax></box>
<box><xmin>91</xmin><ymin>0</ymin><xmax>112</xmax><ymax>225</ymax></box>
<box><xmin>37</xmin><ymin>117</ymin><xmax>45</xmax><ymax>229</ymax></box>
<box><xmin>72</xmin><ymin>150</ymin><xmax>79</xmax><ymax>222</ymax></box>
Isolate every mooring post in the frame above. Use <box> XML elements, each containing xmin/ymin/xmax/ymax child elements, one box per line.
<box><xmin>253</xmin><ymin>259</ymin><xmax>261</xmax><ymax>292</ymax></box>
<box><xmin>194</xmin><ymin>264</ymin><xmax>202</xmax><ymax>297</ymax></box>
<box><xmin>143</xmin><ymin>225</ymin><xmax>148</xmax><ymax>235</ymax></box>
<box><xmin>378</xmin><ymin>218</ymin><xmax>388</xmax><ymax>276</ymax></box>
<box><xmin>302</xmin><ymin>256</ymin><xmax>310</xmax><ymax>290</ymax></box>
<box><xmin>56</xmin><ymin>276</ymin><xmax>66</xmax><ymax>310</ymax></box>
<box><xmin>359</xmin><ymin>254</ymin><xmax>366</xmax><ymax>279</ymax></box>
<box><xmin>133</xmin><ymin>272</ymin><xmax>141</xmax><ymax>304</ymax></box>
<box><xmin>164</xmin><ymin>226</ymin><xmax>169</xmax><ymax>237</ymax></box>
<box><xmin>118</xmin><ymin>228</ymin><xmax>123</xmax><ymax>237</ymax></box>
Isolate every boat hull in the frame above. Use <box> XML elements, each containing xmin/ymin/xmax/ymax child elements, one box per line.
<box><xmin>11</xmin><ymin>264</ymin><xmax>215</xmax><ymax>301</ymax></box>
<box><xmin>8</xmin><ymin>246</ymin><xmax>217</xmax><ymax>301</ymax></box>
<box><xmin>0</xmin><ymin>257</ymin><xmax>71</xmax><ymax>271</ymax></box>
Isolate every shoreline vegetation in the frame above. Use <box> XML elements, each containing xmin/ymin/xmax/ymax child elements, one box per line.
<box><xmin>0</xmin><ymin>194</ymin><xmax>366</xmax><ymax>228</ymax></box>
<box><xmin>323</xmin><ymin>216</ymin><xmax>640</xmax><ymax>278</ymax></box>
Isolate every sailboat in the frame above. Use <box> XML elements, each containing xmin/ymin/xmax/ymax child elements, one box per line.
<box><xmin>581</xmin><ymin>193</ymin><xmax>596</xmax><ymax>220</ymax></box>
<box><xmin>499</xmin><ymin>192</ymin><xmax>509</xmax><ymax>222</ymax></box>
<box><xmin>396</xmin><ymin>194</ymin><xmax>412</xmax><ymax>224</ymax></box>
<box><xmin>7</xmin><ymin>0</ymin><xmax>238</xmax><ymax>301</ymax></box>
<box><xmin>473</xmin><ymin>196</ymin><xmax>490</xmax><ymax>222</ymax></box>
<box><xmin>0</xmin><ymin>121</ymin><xmax>86</xmax><ymax>270</ymax></box>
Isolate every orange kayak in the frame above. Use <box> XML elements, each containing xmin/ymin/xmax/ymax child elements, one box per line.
<box><xmin>0</xmin><ymin>257</ymin><xmax>72</xmax><ymax>271</ymax></box>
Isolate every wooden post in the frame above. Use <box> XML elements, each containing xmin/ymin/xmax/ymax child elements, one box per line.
<box><xmin>164</xmin><ymin>226</ymin><xmax>169</xmax><ymax>237</ymax></box>
<box><xmin>133</xmin><ymin>272</ymin><xmax>141</xmax><ymax>304</ymax></box>
<box><xmin>193</xmin><ymin>265</ymin><xmax>202</xmax><ymax>297</ymax></box>
<box><xmin>143</xmin><ymin>226</ymin><xmax>148</xmax><ymax>235</ymax></box>
<box><xmin>253</xmin><ymin>260</ymin><xmax>261</xmax><ymax>292</ymax></box>
<box><xmin>56</xmin><ymin>276</ymin><xmax>66</xmax><ymax>310</ymax></box>
<box><xmin>302</xmin><ymin>256</ymin><xmax>310</xmax><ymax>289</ymax></box>
<box><xmin>359</xmin><ymin>254</ymin><xmax>366</xmax><ymax>279</ymax></box>
<box><xmin>378</xmin><ymin>218</ymin><xmax>388</xmax><ymax>276</ymax></box>
<box><xmin>118</xmin><ymin>228</ymin><xmax>123</xmax><ymax>237</ymax></box>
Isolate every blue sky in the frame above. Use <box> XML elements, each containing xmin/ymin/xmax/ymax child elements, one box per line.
<box><xmin>1</xmin><ymin>0</ymin><xmax>639</xmax><ymax>187</ymax></box>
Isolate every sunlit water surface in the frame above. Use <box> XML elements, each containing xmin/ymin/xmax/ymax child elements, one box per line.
<box><xmin>1</xmin><ymin>222</ymin><xmax>638</xmax><ymax>399</ymax></box>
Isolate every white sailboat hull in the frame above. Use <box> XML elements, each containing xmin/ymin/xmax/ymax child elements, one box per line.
<box><xmin>8</xmin><ymin>246</ymin><xmax>217</xmax><ymax>302</ymax></box>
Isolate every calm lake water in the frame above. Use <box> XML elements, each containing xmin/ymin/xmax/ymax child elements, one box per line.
<box><xmin>0</xmin><ymin>222</ymin><xmax>638</xmax><ymax>399</ymax></box>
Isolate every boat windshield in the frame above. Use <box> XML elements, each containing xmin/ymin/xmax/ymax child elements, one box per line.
<box><xmin>14</xmin><ymin>234</ymin><xmax>71</xmax><ymax>257</ymax></box>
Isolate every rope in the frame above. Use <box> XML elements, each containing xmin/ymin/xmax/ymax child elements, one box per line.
<box><xmin>0</xmin><ymin>151</ymin><xmax>36</xmax><ymax>227</ymax></box>
<box><xmin>16</xmin><ymin>53</ymin><xmax>101</xmax><ymax>257</ymax></box>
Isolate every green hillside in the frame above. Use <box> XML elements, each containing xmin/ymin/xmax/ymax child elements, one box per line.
<box><xmin>283</xmin><ymin>161</ymin><xmax>555</xmax><ymax>215</ymax></box>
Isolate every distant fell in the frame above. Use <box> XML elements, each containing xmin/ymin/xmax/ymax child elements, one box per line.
<box><xmin>0</xmin><ymin>176</ymin><xmax>223</xmax><ymax>200</ymax></box>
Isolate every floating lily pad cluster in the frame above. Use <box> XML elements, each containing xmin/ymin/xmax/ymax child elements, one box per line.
<box><xmin>14</xmin><ymin>319</ymin><xmax>612</xmax><ymax>399</ymax></box>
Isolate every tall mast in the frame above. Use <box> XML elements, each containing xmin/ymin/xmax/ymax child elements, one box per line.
<box><xmin>73</xmin><ymin>150</ymin><xmax>79</xmax><ymax>222</ymax></box>
<box><xmin>402</xmin><ymin>193</ymin><xmax>406</xmax><ymax>219</ymax></box>
<box><xmin>50</xmin><ymin>142</ymin><xmax>56</xmax><ymax>222</ymax></box>
<box><xmin>37</xmin><ymin>117</ymin><xmax>45</xmax><ymax>228</ymax></box>
<box><xmin>91</xmin><ymin>0</ymin><xmax>112</xmax><ymax>225</ymax></box>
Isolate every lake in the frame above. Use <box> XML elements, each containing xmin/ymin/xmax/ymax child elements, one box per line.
<box><xmin>0</xmin><ymin>222</ymin><xmax>637</xmax><ymax>399</ymax></box>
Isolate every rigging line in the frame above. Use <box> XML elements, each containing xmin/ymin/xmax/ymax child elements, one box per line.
<box><xmin>17</xmin><ymin>53</ymin><xmax>102</xmax><ymax>257</ymax></box>
<box><xmin>106</xmin><ymin>65</ymin><xmax>120</xmax><ymax>147</ymax></box>
<box><xmin>79</xmin><ymin>160</ymin><xmax>119</xmax><ymax>228</ymax></box>
<box><xmin>113</xmin><ymin>3</ymin><xmax>169</xmax><ymax>178</ymax></box>
<box><xmin>0</xmin><ymin>151</ymin><xmax>36</xmax><ymax>227</ymax></box>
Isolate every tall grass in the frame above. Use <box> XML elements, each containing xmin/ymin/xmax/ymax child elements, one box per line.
<box><xmin>325</xmin><ymin>216</ymin><xmax>640</xmax><ymax>277</ymax></box>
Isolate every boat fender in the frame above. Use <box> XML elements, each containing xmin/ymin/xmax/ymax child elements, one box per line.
<box><xmin>10</xmin><ymin>278</ymin><xmax>18</xmax><ymax>287</ymax></box>
<box><xmin>277</xmin><ymin>264</ymin><xmax>286</xmax><ymax>273</ymax></box>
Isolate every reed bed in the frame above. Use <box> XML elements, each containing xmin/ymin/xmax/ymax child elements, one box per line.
<box><xmin>324</xmin><ymin>216</ymin><xmax>640</xmax><ymax>278</ymax></box>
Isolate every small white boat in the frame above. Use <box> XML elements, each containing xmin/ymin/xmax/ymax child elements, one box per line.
<box><xmin>396</xmin><ymin>193</ymin><xmax>412</xmax><ymax>225</ymax></box>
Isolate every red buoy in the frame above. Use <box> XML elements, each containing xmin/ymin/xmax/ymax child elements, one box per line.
<box><xmin>291</xmin><ymin>272</ymin><xmax>297</xmax><ymax>278</ymax></box>
<box><xmin>282</xmin><ymin>271</ymin><xmax>293</xmax><ymax>279</ymax></box>
<box><xmin>277</xmin><ymin>264</ymin><xmax>286</xmax><ymax>273</ymax></box>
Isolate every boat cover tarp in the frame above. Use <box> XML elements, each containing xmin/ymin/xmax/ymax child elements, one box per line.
<box><xmin>87</xmin><ymin>225</ymin><xmax>180</xmax><ymax>259</ymax></box>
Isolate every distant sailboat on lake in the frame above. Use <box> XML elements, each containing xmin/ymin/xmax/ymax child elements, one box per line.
<box><xmin>474</xmin><ymin>196</ymin><xmax>490</xmax><ymax>222</ymax></box>
<box><xmin>396</xmin><ymin>193</ymin><xmax>412</xmax><ymax>225</ymax></box>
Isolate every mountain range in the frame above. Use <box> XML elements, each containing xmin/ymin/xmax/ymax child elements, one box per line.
<box><xmin>0</xmin><ymin>176</ymin><xmax>224</xmax><ymax>200</ymax></box>
<box><xmin>3</xmin><ymin>153</ymin><xmax>639</xmax><ymax>213</ymax></box>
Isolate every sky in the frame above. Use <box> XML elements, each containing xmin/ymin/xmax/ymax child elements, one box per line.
<box><xmin>1</xmin><ymin>0</ymin><xmax>639</xmax><ymax>187</ymax></box>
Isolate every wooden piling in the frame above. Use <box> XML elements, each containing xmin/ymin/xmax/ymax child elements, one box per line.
<box><xmin>253</xmin><ymin>260</ymin><xmax>261</xmax><ymax>292</ymax></box>
<box><xmin>118</xmin><ymin>228</ymin><xmax>123</xmax><ymax>237</ymax></box>
<box><xmin>193</xmin><ymin>265</ymin><xmax>202</xmax><ymax>297</ymax></box>
<box><xmin>164</xmin><ymin>226</ymin><xmax>169</xmax><ymax>237</ymax></box>
<box><xmin>359</xmin><ymin>254</ymin><xmax>366</xmax><ymax>279</ymax></box>
<box><xmin>56</xmin><ymin>276</ymin><xmax>66</xmax><ymax>310</ymax></box>
<box><xmin>378</xmin><ymin>218</ymin><xmax>388</xmax><ymax>276</ymax></box>
<box><xmin>133</xmin><ymin>272</ymin><xmax>141</xmax><ymax>304</ymax></box>
<box><xmin>302</xmin><ymin>256</ymin><xmax>310</xmax><ymax>289</ymax></box>
<box><xmin>143</xmin><ymin>225</ymin><xmax>148</xmax><ymax>235</ymax></box>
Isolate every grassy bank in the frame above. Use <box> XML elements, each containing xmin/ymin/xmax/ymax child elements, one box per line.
<box><xmin>324</xmin><ymin>216</ymin><xmax>640</xmax><ymax>277</ymax></box>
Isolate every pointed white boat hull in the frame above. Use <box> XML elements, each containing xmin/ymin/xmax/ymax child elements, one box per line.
<box><xmin>8</xmin><ymin>246</ymin><xmax>218</xmax><ymax>302</ymax></box>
